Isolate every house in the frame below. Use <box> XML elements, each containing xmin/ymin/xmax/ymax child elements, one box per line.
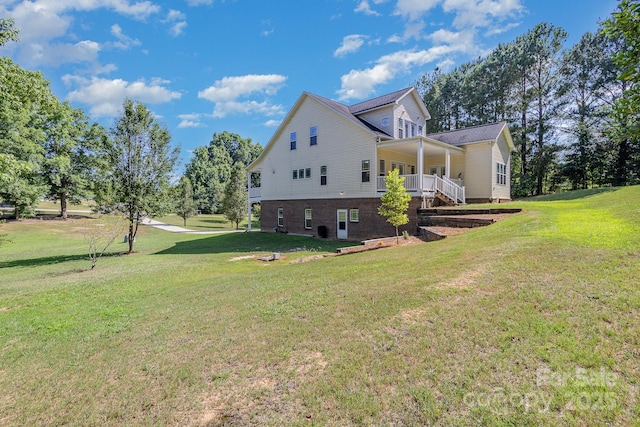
<box><xmin>246</xmin><ymin>87</ymin><xmax>514</xmax><ymax>241</ymax></box>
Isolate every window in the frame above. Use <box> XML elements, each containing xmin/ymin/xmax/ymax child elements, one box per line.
<box><xmin>381</xmin><ymin>116</ymin><xmax>390</xmax><ymax>128</ymax></box>
<box><xmin>305</xmin><ymin>168</ymin><xmax>311</xmax><ymax>179</ymax></box>
<box><xmin>320</xmin><ymin>166</ymin><xmax>327</xmax><ymax>185</ymax></box>
<box><xmin>304</xmin><ymin>209</ymin><xmax>312</xmax><ymax>229</ymax></box>
<box><xmin>497</xmin><ymin>162</ymin><xmax>507</xmax><ymax>185</ymax></box>
<box><xmin>398</xmin><ymin>118</ymin><xmax>404</xmax><ymax>139</ymax></box>
<box><xmin>299</xmin><ymin>168</ymin><xmax>304</xmax><ymax>179</ymax></box>
<box><xmin>350</xmin><ymin>209</ymin><xmax>359</xmax><ymax>222</ymax></box>
<box><xmin>310</xmin><ymin>126</ymin><xmax>317</xmax><ymax>146</ymax></box>
<box><xmin>290</xmin><ymin>132</ymin><xmax>297</xmax><ymax>150</ymax></box>
<box><xmin>361</xmin><ymin>160</ymin><xmax>371</xmax><ymax>182</ymax></box>
<box><xmin>391</xmin><ymin>161</ymin><xmax>405</xmax><ymax>175</ymax></box>
<box><xmin>411</xmin><ymin>123</ymin><xmax>416</xmax><ymax>137</ymax></box>
<box><xmin>410</xmin><ymin>165</ymin><xmax>416</xmax><ymax>174</ymax></box>
<box><xmin>418</xmin><ymin>125</ymin><xmax>423</xmax><ymax>136</ymax></box>
<box><xmin>292</xmin><ymin>169</ymin><xmax>298</xmax><ymax>180</ymax></box>
<box><xmin>405</xmin><ymin>122</ymin><xmax>410</xmax><ymax>138</ymax></box>
<box><xmin>379</xmin><ymin>159</ymin><xmax>386</xmax><ymax>176</ymax></box>
<box><xmin>277</xmin><ymin>208</ymin><xmax>284</xmax><ymax>227</ymax></box>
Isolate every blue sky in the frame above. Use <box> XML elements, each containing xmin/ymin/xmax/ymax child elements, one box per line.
<box><xmin>1</xmin><ymin>0</ymin><xmax>619</xmax><ymax>168</ymax></box>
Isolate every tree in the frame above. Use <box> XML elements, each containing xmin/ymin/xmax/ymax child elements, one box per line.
<box><xmin>602</xmin><ymin>0</ymin><xmax>640</xmax><ymax>185</ymax></box>
<box><xmin>378</xmin><ymin>169</ymin><xmax>412</xmax><ymax>242</ymax></box>
<box><xmin>0</xmin><ymin>57</ymin><xmax>53</xmax><ymax>217</ymax></box>
<box><xmin>95</xmin><ymin>99</ymin><xmax>178</xmax><ymax>254</ymax></box>
<box><xmin>41</xmin><ymin>101</ymin><xmax>109</xmax><ymax>219</ymax></box>
<box><xmin>0</xmin><ymin>18</ymin><xmax>19</xmax><ymax>46</ymax></box>
<box><xmin>185</xmin><ymin>132</ymin><xmax>262</xmax><ymax>213</ymax></box>
<box><xmin>0</xmin><ymin>153</ymin><xmax>43</xmax><ymax>219</ymax></box>
<box><xmin>221</xmin><ymin>162</ymin><xmax>247</xmax><ymax>230</ymax></box>
<box><xmin>175</xmin><ymin>176</ymin><xmax>197</xmax><ymax>226</ymax></box>
<box><xmin>558</xmin><ymin>32</ymin><xmax>619</xmax><ymax>189</ymax></box>
<box><xmin>83</xmin><ymin>214</ymin><xmax>126</xmax><ymax>269</ymax></box>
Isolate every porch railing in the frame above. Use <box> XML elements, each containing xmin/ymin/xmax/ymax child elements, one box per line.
<box><xmin>249</xmin><ymin>187</ymin><xmax>261</xmax><ymax>199</ymax></box>
<box><xmin>378</xmin><ymin>174</ymin><xmax>465</xmax><ymax>204</ymax></box>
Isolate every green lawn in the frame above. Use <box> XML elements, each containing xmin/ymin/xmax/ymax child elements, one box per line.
<box><xmin>153</xmin><ymin>213</ymin><xmax>260</xmax><ymax>232</ymax></box>
<box><xmin>0</xmin><ymin>187</ymin><xmax>638</xmax><ymax>426</ymax></box>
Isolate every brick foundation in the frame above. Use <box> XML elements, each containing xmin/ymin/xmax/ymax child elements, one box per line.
<box><xmin>261</xmin><ymin>197</ymin><xmax>423</xmax><ymax>241</ymax></box>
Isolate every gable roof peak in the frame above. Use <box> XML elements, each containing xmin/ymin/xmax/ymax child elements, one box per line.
<box><xmin>348</xmin><ymin>87</ymin><xmax>415</xmax><ymax>115</ymax></box>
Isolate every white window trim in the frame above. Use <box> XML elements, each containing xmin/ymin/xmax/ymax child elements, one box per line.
<box><xmin>350</xmin><ymin>209</ymin><xmax>359</xmax><ymax>222</ymax></box>
<box><xmin>277</xmin><ymin>208</ymin><xmax>284</xmax><ymax>227</ymax></box>
<box><xmin>304</xmin><ymin>209</ymin><xmax>312</xmax><ymax>229</ymax></box>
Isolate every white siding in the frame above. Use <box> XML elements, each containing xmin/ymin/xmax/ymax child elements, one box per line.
<box><xmin>256</xmin><ymin>96</ymin><xmax>378</xmax><ymax>201</ymax></box>
<box><xmin>357</xmin><ymin>106</ymin><xmax>394</xmax><ymax>136</ymax></box>
<box><xmin>491</xmin><ymin>134</ymin><xmax>512</xmax><ymax>200</ymax></box>
<box><xmin>463</xmin><ymin>142</ymin><xmax>492</xmax><ymax>199</ymax></box>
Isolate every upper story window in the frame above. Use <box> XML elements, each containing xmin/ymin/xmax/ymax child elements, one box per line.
<box><xmin>310</xmin><ymin>126</ymin><xmax>318</xmax><ymax>146</ymax></box>
<box><xmin>361</xmin><ymin>160</ymin><xmax>371</xmax><ymax>183</ymax></box>
<box><xmin>497</xmin><ymin>162</ymin><xmax>507</xmax><ymax>185</ymax></box>
<box><xmin>320</xmin><ymin>166</ymin><xmax>327</xmax><ymax>185</ymax></box>
<box><xmin>418</xmin><ymin>125</ymin><xmax>423</xmax><ymax>136</ymax></box>
<box><xmin>290</xmin><ymin>132</ymin><xmax>297</xmax><ymax>150</ymax></box>
<box><xmin>398</xmin><ymin>118</ymin><xmax>404</xmax><ymax>139</ymax></box>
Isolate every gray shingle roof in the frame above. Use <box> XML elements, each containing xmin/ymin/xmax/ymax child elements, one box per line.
<box><xmin>348</xmin><ymin>87</ymin><xmax>414</xmax><ymax>114</ymax></box>
<box><xmin>426</xmin><ymin>122</ymin><xmax>508</xmax><ymax>147</ymax></box>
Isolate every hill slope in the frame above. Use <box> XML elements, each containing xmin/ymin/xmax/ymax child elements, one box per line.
<box><xmin>0</xmin><ymin>186</ymin><xmax>638</xmax><ymax>425</ymax></box>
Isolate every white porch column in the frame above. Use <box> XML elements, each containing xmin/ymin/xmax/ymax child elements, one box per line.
<box><xmin>247</xmin><ymin>171</ymin><xmax>252</xmax><ymax>231</ymax></box>
<box><xmin>445</xmin><ymin>149</ymin><xmax>451</xmax><ymax>179</ymax></box>
<box><xmin>417</xmin><ymin>139</ymin><xmax>424</xmax><ymax>192</ymax></box>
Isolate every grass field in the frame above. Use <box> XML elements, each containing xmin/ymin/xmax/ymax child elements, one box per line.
<box><xmin>0</xmin><ymin>187</ymin><xmax>639</xmax><ymax>426</ymax></box>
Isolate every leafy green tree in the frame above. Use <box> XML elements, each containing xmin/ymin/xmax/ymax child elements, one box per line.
<box><xmin>0</xmin><ymin>18</ymin><xmax>19</xmax><ymax>46</ymax></box>
<box><xmin>558</xmin><ymin>32</ymin><xmax>619</xmax><ymax>189</ymax></box>
<box><xmin>96</xmin><ymin>99</ymin><xmax>178</xmax><ymax>254</ymax></box>
<box><xmin>0</xmin><ymin>153</ymin><xmax>43</xmax><ymax>219</ymax></box>
<box><xmin>41</xmin><ymin>101</ymin><xmax>109</xmax><ymax>219</ymax></box>
<box><xmin>221</xmin><ymin>162</ymin><xmax>247</xmax><ymax>230</ymax></box>
<box><xmin>378</xmin><ymin>169</ymin><xmax>412</xmax><ymax>242</ymax></box>
<box><xmin>175</xmin><ymin>176</ymin><xmax>197</xmax><ymax>226</ymax></box>
<box><xmin>185</xmin><ymin>132</ymin><xmax>262</xmax><ymax>213</ymax></box>
<box><xmin>602</xmin><ymin>0</ymin><xmax>640</xmax><ymax>185</ymax></box>
<box><xmin>0</xmin><ymin>57</ymin><xmax>54</xmax><ymax>218</ymax></box>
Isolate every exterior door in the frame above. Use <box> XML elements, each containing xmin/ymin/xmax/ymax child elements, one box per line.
<box><xmin>337</xmin><ymin>209</ymin><xmax>348</xmax><ymax>239</ymax></box>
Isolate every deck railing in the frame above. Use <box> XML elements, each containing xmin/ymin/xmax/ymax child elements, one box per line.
<box><xmin>378</xmin><ymin>174</ymin><xmax>465</xmax><ymax>204</ymax></box>
<box><xmin>249</xmin><ymin>187</ymin><xmax>261</xmax><ymax>199</ymax></box>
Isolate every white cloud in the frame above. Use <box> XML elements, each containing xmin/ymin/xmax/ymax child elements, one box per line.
<box><xmin>394</xmin><ymin>0</ymin><xmax>441</xmax><ymax>21</ymax></box>
<box><xmin>177</xmin><ymin>113</ymin><xmax>205</xmax><ymax>128</ymax></box>
<box><xmin>19</xmin><ymin>40</ymin><xmax>101</xmax><ymax>67</ymax></box>
<box><xmin>264</xmin><ymin>119</ymin><xmax>282</xmax><ymax>127</ymax></box>
<box><xmin>337</xmin><ymin>40</ymin><xmax>474</xmax><ymax>101</ymax></box>
<box><xmin>64</xmin><ymin>76</ymin><xmax>181</xmax><ymax>117</ymax></box>
<box><xmin>109</xmin><ymin>24</ymin><xmax>142</xmax><ymax>50</ymax></box>
<box><xmin>354</xmin><ymin>0</ymin><xmax>382</xmax><ymax>16</ymax></box>
<box><xmin>2</xmin><ymin>0</ymin><xmax>161</xmax><ymax>66</ymax></box>
<box><xmin>164</xmin><ymin>9</ymin><xmax>187</xmax><ymax>36</ymax></box>
<box><xmin>334</xmin><ymin>34</ymin><xmax>367</xmax><ymax>58</ymax></box>
<box><xmin>442</xmin><ymin>0</ymin><xmax>523</xmax><ymax>29</ymax></box>
<box><xmin>198</xmin><ymin>74</ymin><xmax>287</xmax><ymax>118</ymax></box>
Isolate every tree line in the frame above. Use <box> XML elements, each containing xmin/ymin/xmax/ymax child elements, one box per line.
<box><xmin>1</xmin><ymin>19</ymin><xmax>261</xmax><ymax>253</ymax></box>
<box><xmin>417</xmin><ymin>1</ymin><xmax>639</xmax><ymax>196</ymax></box>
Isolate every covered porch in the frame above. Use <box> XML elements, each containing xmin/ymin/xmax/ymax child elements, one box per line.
<box><xmin>376</xmin><ymin>136</ymin><xmax>466</xmax><ymax>205</ymax></box>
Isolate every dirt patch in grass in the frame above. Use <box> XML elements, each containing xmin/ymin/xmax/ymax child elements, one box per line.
<box><xmin>434</xmin><ymin>264</ymin><xmax>488</xmax><ymax>290</ymax></box>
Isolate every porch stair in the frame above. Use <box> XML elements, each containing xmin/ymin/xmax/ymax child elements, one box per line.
<box><xmin>424</xmin><ymin>175</ymin><xmax>465</xmax><ymax>206</ymax></box>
